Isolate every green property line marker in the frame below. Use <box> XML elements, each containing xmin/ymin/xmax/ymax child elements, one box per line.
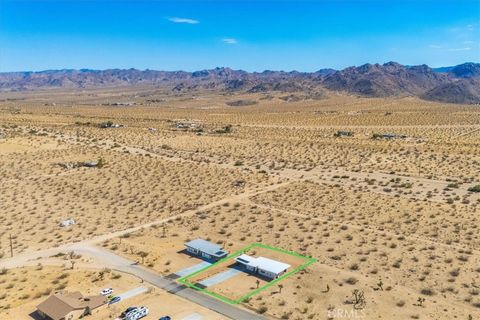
<box><xmin>178</xmin><ymin>243</ymin><xmax>317</xmax><ymax>305</ymax></box>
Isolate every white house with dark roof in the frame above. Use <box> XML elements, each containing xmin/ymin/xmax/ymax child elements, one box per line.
<box><xmin>184</xmin><ymin>239</ymin><xmax>228</xmax><ymax>261</ymax></box>
<box><xmin>235</xmin><ymin>254</ymin><xmax>291</xmax><ymax>279</ymax></box>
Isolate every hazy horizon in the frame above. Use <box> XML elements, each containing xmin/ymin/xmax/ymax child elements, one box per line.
<box><xmin>1</xmin><ymin>60</ymin><xmax>479</xmax><ymax>74</ymax></box>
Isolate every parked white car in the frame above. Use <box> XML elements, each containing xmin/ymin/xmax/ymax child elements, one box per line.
<box><xmin>125</xmin><ymin>306</ymin><xmax>149</xmax><ymax>320</ymax></box>
<box><xmin>100</xmin><ymin>288</ymin><xmax>113</xmax><ymax>296</ymax></box>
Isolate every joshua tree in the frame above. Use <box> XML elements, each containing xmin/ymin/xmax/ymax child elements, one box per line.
<box><xmin>351</xmin><ymin>289</ymin><xmax>366</xmax><ymax>310</ymax></box>
<box><xmin>138</xmin><ymin>251</ymin><xmax>149</xmax><ymax>264</ymax></box>
<box><xmin>377</xmin><ymin>278</ymin><xmax>384</xmax><ymax>291</ymax></box>
<box><xmin>97</xmin><ymin>157</ymin><xmax>106</xmax><ymax>168</ymax></box>
<box><xmin>416</xmin><ymin>297</ymin><xmax>425</xmax><ymax>307</ymax></box>
<box><xmin>162</xmin><ymin>223</ymin><xmax>167</xmax><ymax>238</ymax></box>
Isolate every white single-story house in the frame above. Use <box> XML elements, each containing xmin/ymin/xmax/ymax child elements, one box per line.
<box><xmin>235</xmin><ymin>254</ymin><xmax>291</xmax><ymax>279</ymax></box>
<box><xmin>184</xmin><ymin>239</ymin><xmax>228</xmax><ymax>261</ymax></box>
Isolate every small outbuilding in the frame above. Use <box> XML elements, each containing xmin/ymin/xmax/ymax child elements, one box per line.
<box><xmin>235</xmin><ymin>254</ymin><xmax>291</xmax><ymax>279</ymax></box>
<box><xmin>59</xmin><ymin>219</ymin><xmax>76</xmax><ymax>227</ymax></box>
<box><xmin>83</xmin><ymin>161</ymin><xmax>98</xmax><ymax>168</ymax></box>
<box><xmin>184</xmin><ymin>239</ymin><xmax>228</xmax><ymax>261</ymax></box>
<box><xmin>334</xmin><ymin>130</ymin><xmax>354</xmax><ymax>137</ymax></box>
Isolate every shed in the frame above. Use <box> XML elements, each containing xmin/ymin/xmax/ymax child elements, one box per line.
<box><xmin>59</xmin><ymin>219</ymin><xmax>76</xmax><ymax>227</ymax></box>
<box><xmin>184</xmin><ymin>239</ymin><xmax>228</xmax><ymax>261</ymax></box>
<box><xmin>83</xmin><ymin>161</ymin><xmax>98</xmax><ymax>168</ymax></box>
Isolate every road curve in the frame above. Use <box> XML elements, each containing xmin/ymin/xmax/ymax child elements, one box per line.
<box><xmin>0</xmin><ymin>243</ymin><xmax>267</xmax><ymax>320</ymax></box>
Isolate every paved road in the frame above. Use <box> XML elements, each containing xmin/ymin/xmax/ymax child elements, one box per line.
<box><xmin>0</xmin><ymin>244</ymin><xmax>266</xmax><ymax>320</ymax></box>
<box><xmin>80</xmin><ymin>246</ymin><xmax>266</xmax><ymax>320</ymax></box>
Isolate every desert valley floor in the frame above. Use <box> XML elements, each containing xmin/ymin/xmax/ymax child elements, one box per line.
<box><xmin>0</xmin><ymin>87</ymin><xmax>479</xmax><ymax>320</ymax></box>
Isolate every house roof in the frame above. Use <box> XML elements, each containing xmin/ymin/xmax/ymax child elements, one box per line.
<box><xmin>236</xmin><ymin>254</ymin><xmax>257</xmax><ymax>265</ymax></box>
<box><xmin>37</xmin><ymin>292</ymin><xmax>107</xmax><ymax>320</ymax></box>
<box><xmin>235</xmin><ymin>254</ymin><xmax>291</xmax><ymax>274</ymax></box>
<box><xmin>185</xmin><ymin>238</ymin><xmax>228</xmax><ymax>258</ymax></box>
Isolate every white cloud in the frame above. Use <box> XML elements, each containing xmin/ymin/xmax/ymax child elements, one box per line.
<box><xmin>429</xmin><ymin>44</ymin><xmax>442</xmax><ymax>49</ymax></box>
<box><xmin>448</xmin><ymin>47</ymin><xmax>471</xmax><ymax>51</ymax></box>
<box><xmin>168</xmin><ymin>17</ymin><xmax>199</xmax><ymax>24</ymax></box>
<box><xmin>463</xmin><ymin>40</ymin><xmax>475</xmax><ymax>44</ymax></box>
<box><xmin>222</xmin><ymin>38</ymin><xmax>238</xmax><ymax>44</ymax></box>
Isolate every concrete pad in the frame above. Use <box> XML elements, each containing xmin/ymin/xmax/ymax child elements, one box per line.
<box><xmin>198</xmin><ymin>268</ymin><xmax>242</xmax><ymax>287</ymax></box>
<box><xmin>182</xmin><ymin>313</ymin><xmax>203</xmax><ymax>320</ymax></box>
<box><xmin>117</xmin><ymin>286</ymin><xmax>148</xmax><ymax>300</ymax></box>
<box><xmin>175</xmin><ymin>261</ymin><xmax>212</xmax><ymax>277</ymax></box>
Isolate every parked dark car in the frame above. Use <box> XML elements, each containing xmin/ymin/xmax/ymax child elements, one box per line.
<box><xmin>108</xmin><ymin>296</ymin><xmax>121</xmax><ymax>304</ymax></box>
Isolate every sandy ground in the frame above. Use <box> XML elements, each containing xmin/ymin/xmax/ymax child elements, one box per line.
<box><xmin>1</xmin><ymin>88</ymin><xmax>480</xmax><ymax>319</ymax></box>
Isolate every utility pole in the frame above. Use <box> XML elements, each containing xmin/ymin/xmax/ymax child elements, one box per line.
<box><xmin>9</xmin><ymin>234</ymin><xmax>13</xmax><ymax>258</ymax></box>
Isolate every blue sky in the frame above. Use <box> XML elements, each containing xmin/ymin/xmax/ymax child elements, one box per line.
<box><xmin>0</xmin><ymin>0</ymin><xmax>479</xmax><ymax>72</ymax></box>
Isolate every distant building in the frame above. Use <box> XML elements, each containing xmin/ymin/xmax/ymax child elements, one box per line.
<box><xmin>59</xmin><ymin>219</ymin><xmax>76</xmax><ymax>227</ymax></box>
<box><xmin>100</xmin><ymin>121</ymin><xmax>123</xmax><ymax>128</ymax></box>
<box><xmin>36</xmin><ymin>291</ymin><xmax>107</xmax><ymax>320</ymax></box>
<box><xmin>334</xmin><ymin>130</ymin><xmax>354</xmax><ymax>137</ymax></box>
<box><xmin>184</xmin><ymin>239</ymin><xmax>228</xmax><ymax>261</ymax></box>
<box><xmin>382</xmin><ymin>133</ymin><xmax>397</xmax><ymax>139</ymax></box>
<box><xmin>235</xmin><ymin>254</ymin><xmax>291</xmax><ymax>279</ymax></box>
<box><xmin>372</xmin><ymin>133</ymin><xmax>407</xmax><ymax>140</ymax></box>
<box><xmin>83</xmin><ymin>161</ymin><xmax>98</xmax><ymax>168</ymax></box>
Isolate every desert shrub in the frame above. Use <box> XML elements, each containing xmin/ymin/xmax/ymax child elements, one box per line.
<box><xmin>257</xmin><ymin>306</ymin><xmax>268</xmax><ymax>314</ymax></box>
<box><xmin>468</xmin><ymin>185</ymin><xmax>480</xmax><ymax>193</ymax></box>
<box><xmin>420</xmin><ymin>288</ymin><xmax>435</xmax><ymax>296</ymax></box>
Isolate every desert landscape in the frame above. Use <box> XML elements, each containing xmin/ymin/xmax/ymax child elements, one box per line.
<box><xmin>0</xmin><ymin>84</ymin><xmax>479</xmax><ymax>319</ymax></box>
<box><xmin>2</xmin><ymin>0</ymin><xmax>479</xmax><ymax>318</ymax></box>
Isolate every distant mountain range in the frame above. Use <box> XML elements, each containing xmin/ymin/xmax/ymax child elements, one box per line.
<box><xmin>1</xmin><ymin>62</ymin><xmax>479</xmax><ymax>104</ymax></box>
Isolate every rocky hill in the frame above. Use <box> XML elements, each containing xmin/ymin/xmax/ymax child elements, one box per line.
<box><xmin>422</xmin><ymin>78</ymin><xmax>480</xmax><ymax>104</ymax></box>
<box><xmin>322</xmin><ymin>62</ymin><xmax>451</xmax><ymax>97</ymax></box>
<box><xmin>0</xmin><ymin>62</ymin><xmax>479</xmax><ymax>104</ymax></box>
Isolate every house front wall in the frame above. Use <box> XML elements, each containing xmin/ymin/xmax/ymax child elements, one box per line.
<box><xmin>37</xmin><ymin>310</ymin><xmax>51</xmax><ymax>320</ymax></box>
<box><xmin>258</xmin><ymin>268</ymin><xmax>279</xmax><ymax>279</ymax></box>
<box><xmin>65</xmin><ymin>309</ymin><xmax>84</xmax><ymax>320</ymax></box>
<box><xmin>246</xmin><ymin>265</ymin><xmax>257</xmax><ymax>272</ymax></box>
<box><xmin>187</xmin><ymin>247</ymin><xmax>198</xmax><ymax>254</ymax></box>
